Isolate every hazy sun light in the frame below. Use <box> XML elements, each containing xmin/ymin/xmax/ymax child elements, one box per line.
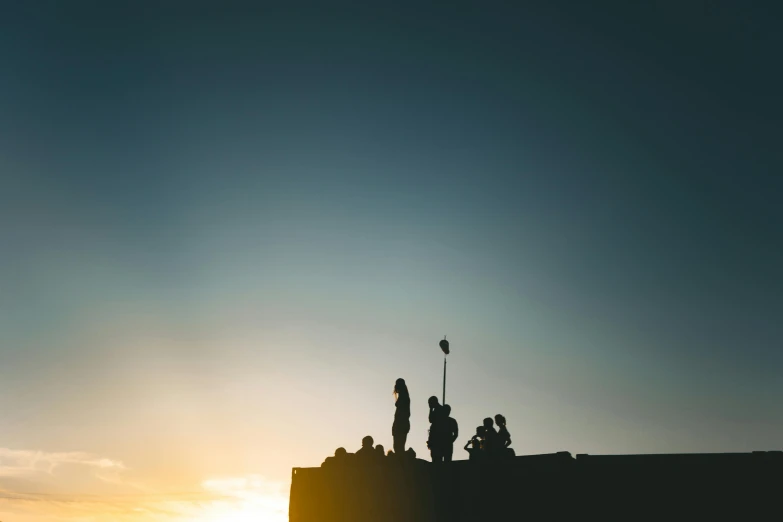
<box><xmin>190</xmin><ymin>475</ymin><xmax>288</xmax><ymax>522</ymax></box>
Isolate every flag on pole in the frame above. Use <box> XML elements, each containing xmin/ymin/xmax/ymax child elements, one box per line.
<box><xmin>439</xmin><ymin>337</ymin><xmax>449</xmax><ymax>355</ymax></box>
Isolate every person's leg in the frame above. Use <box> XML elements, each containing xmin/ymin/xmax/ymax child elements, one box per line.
<box><xmin>393</xmin><ymin>432</ymin><xmax>407</xmax><ymax>455</ymax></box>
<box><xmin>444</xmin><ymin>444</ymin><xmax>453</xmax><ymax>462</ymax></box>
<box><xmin>431</xmin><ymin>447</ymin><xmax>443</xmax><ymax>463</ymax></box>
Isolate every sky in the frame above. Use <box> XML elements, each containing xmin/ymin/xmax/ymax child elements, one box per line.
<box><xmin>1</xmin><ymin>1</ymin><xmax>782</xmax><ymax>520</ymax></box>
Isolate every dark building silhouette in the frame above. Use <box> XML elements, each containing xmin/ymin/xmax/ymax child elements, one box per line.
<box><xmin>291</xmin><ymin>450</ymin><xmax>782</xmax><ymax>521</ymax></box>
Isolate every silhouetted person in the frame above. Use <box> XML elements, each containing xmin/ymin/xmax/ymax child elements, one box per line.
<box><xmin>427</xmin><ymin>396</ymin><xmax>443</xmax><ymax>461</ymax></box>
<box><xmin>356</xmin><ymin>435</ymin><xmax>375</xmax><ymax>461</ymax></box>
<box><xmin>375</xmin><ymin>444</ymin><xmax>386</xmax><ymax>460</ymax></box>
<box><xmin>322</xmin><ymin>447</ymin><xmax>349</xmax><ymax>468</ymax></box>
<box><xmin>392</xmin><ymin>378</ymin><xmax>411</xmax><ymax>455</ymax></box>
<box><xmin>405</xmin><ymin>447</ymin><xmax>417</xmax><ymax>460</ymax></box>
<box><xmin>428</xmin><ymin>396</ymin><xmax>442</xmax><ymax>423</ymax></box>
<box><xmin>464</xmin><ymin>426</ymin><xmax>486</xmax><ymax>460</ymax></box>
<box><xmin>442</xmin><ymin>404</ymin><xmax>459</xmax><ymax>462</ymax></box>
<box><xmin>386</xmin><ymin>449</ymin><xmax>395</xmax><ymax>457</ymax></box>
<box><xmin>495</xmin><ymin>414</ymin><xmax>512</xmax><ymax>456</ymax></box>
<box><xmin>482</xmin><ymin>417</ymin><xmax>499</xmax><ymax>455</ymax></box>
<box><xmin>429</xmin><ymin>398</ymin><xmax>450</xmax><ymax>463</ymax></box>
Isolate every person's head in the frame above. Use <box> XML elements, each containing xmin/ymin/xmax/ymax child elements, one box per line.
<box><xmin>394</xmin><ymin>378</ymin><xmax>408</xmax><ymax>399</ymax></box>
<box><xmin>335</xmin><ymin>447</ymin><xmax>347</xmax><ymax>458</ymax></box>
<box><xmin>386</xmin><ymin>449</ymin><xmax>395</xmax><ymax>457</ymax></box>
<box><xmin>495</xmin><ymin>414</ymin><xmax>506</xmax><ymax>427</ymax></box>
<box><xmin>362</xmin><ymin>436</ymin><xmax>374</xmax><ymax>448</ymax></box>
<box><xmin>483</xmin><ymin>417</ymin><xmax>494</xmax><ymax>429</ymax></box>
<box><xmin>443</xmin><ymin>404</ymin><xmax>452</xmax><ymax>416</ymax></box>
<box><xmin>476</xmin><ymin>426</ymin><xmax>486</xmax><ymax>437</ymax></box>
<box><xmin>428</xmin><ymin>396</ymin><xmax>440</xmax><ymax>408</ymax></box>
<box><xmin>375</xmin><ymin>444</ymin><xmax>385</xmax><ymax>455</ymax></box>
<box><xmin>406</xmin><ymin>447</ymin><xmax>417</xmax><ymax>459</ymax></box>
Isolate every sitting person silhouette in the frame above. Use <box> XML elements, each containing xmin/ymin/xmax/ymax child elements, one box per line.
<box><xmin>482</xmin><ymin>417</ymin><xmax>499</xmax><ymax>455</ymax></box>
<box><xmin>356</xmin><ymin>436</ymin><xmax>375</xmax><ymax>461</ymax></box>
<box><xmin>495</xmin><ymin>414</ymin><xmax>514</xmax><ymax>456</ymax></box>
<box><xmin>464</xmin><ymin>426</ymin><xmax>486</xmax><ymax>460</ymax></box>
<box><xmin>322</xmin><ymin>447</ymin><xmax>349</xmax><ymax>468</ymax></box>
<box><xmin>375</xmin><ymin>444</ymin><xmax>386</xmax><ymax>459</ymax></box>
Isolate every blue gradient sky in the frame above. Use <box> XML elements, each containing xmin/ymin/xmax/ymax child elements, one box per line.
<box><xmin>1</xmin><ymin>2</ymin><xmax>782</xmax><ymax>519</ymax></box>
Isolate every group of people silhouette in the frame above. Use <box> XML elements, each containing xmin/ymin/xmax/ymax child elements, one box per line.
<box><xmin>321</xmin><ymin>377</ymin><xmax>514</xmax><ymax>467</ymax></box>
<box><xmin>322</xmin><ymin>434</ymin><xmax>418</xmax><ymax>469</ymax></box>
<box><xmin>464</xmin><ymin>414</ymin><xmax>515</xmax><ymax>460</ymax></box>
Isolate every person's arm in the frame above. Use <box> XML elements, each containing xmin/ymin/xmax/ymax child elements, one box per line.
<box><xmin>464</xmin><ymin>439</ymin><xmax>471</xmax><ymax>451</ymax></box>
<box><xmin>503</xmin><ymin>428</ymin><xmax>511</xmax><ymax>447</ymax></box>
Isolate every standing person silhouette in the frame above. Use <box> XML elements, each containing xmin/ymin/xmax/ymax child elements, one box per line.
<box><xmin>428</xmin><ymin>396</ymin><xmax>442</xmax><ymax>423</ymax></box>
<box><xmin>392</xmin><ymin>378</ymin><xmax>411</xmax><ymax>455</ymax></box>
<box><xmin>442</xmin><ymin>404</ymin><xmax>459</xmax><ymax>462</ymax></box>
<box><xmin>427</xmin><ymin>396</ymin><xmax>445</xmax><ymax>462</ymax></box>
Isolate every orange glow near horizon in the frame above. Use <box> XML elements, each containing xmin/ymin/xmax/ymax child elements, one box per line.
<box><xmin>0</xmin><ymin>453</ymin><xmax>289</xmax><ymax>522</ymax></box>
<box><xmin>0</xmin><ymin>486</ymin><xmax>288</xmax><ymax>522</ymax></box>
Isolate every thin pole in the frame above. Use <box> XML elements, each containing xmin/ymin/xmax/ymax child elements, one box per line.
<box><xmin>442</xmin><ymin>355</ymin><xmax>447</xmax><ymax>405</ymax></box>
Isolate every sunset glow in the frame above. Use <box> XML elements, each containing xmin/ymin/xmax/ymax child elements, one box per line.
<box><xmin>0</xmin><ymin>460</ymin><xmax>288</xmax><ymax>522</ymax></box>
<box><xmin>3</xmin><ymin>2</ymin><xmax>781</xmax><ymax>521</ymax></box>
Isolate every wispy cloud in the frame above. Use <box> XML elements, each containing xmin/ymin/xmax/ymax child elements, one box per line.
<box><xmin>0</xmin><ymin>447</ymin><xmax>126</xmax><ymax>479</ymax></box>
<box><xmin>0</xmin><ymin>454</ymin><xmax>288</xmax><ymax>522</ymax></box>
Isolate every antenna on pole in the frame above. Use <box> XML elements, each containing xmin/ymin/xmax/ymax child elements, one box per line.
<box><xmin>439</xmin><ymin>336</ymin><xmax>450</xmax><ymax>404</ymax></box>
